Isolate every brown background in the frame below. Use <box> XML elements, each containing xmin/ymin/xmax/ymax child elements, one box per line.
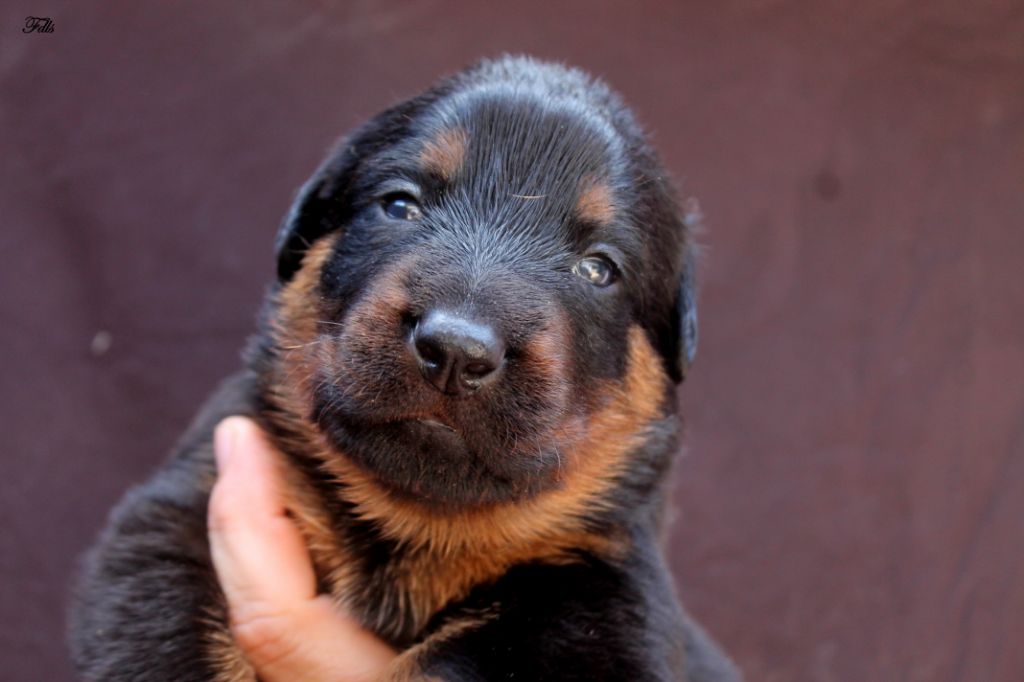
<box><xmin>2</xmin><ymin>2</ymin><xmax>1023</xmax><ymax>681</ymax></box>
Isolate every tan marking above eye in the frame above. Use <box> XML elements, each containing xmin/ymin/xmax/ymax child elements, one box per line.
<box><xmin>419</xmin><ymin>127</ymin><xmax>469</xmax><ymax>181</ymax></box>
<box><xmin>575</xmin><ymin>178</ymin><xmax>615</xmax><ymax>225</ymax></box>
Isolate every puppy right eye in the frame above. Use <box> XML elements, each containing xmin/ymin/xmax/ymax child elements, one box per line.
<box><xmin>574</xmin><ymin>255</ymin><xmax>617</xmax><ymax>287</ymax></box>
<box><xmin>382</xmin><ymin>194</ymin><xmax>423</xmax><ymax>221</ymax></box>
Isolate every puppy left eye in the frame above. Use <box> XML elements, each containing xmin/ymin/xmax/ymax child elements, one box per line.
<box><xmin>574</xmin><ymin>256</ymin><xmax>617</xmax><ymax>287</ymax></box>
<box><xmin>382</xmin><ymin>194</ymin><xmax>423</xmax><ymax>221</ymax></box>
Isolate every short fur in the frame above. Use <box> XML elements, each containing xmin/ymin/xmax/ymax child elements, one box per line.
<box><xmin>70</xmin><ymin>56</ymin><xmax>740</xmax><ymax>681</ymax></box>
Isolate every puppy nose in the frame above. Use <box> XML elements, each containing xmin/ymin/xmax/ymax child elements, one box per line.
<box><xmin>411</xmin><ymin>310</ymin><xmax>505</xmax><ymax>395</ymax></box>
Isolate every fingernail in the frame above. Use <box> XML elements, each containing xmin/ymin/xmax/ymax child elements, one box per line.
<box><xmin>214</xmin><ymin>418</ymin><xmax>242</xmax><ymax>471</ymax></box>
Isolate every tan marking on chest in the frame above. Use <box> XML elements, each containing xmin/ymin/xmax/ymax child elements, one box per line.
<box><xmin>385</xmin><ymin>608</ymin><xmax>497</xmax><ymax>681</ymax></box>
<box><xmin>202</xmin><ymin>608</ymin><xmax>256</xmax><ymax>682</ymax></box>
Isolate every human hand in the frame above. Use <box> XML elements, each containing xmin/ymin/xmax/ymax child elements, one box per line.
<box><xmin>208</xmin><ymin>417</ymin><xmax>397</xmax><ymax>682</ymax></box>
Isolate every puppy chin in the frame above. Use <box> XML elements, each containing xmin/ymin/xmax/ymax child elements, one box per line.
<box><xmin>314</xmin><ymin>405</ymin><xmax>557</xmax><ymax>509</ymax></box>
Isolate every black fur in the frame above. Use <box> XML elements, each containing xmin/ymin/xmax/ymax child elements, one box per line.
<box><xmin>70</xmin><ymin>56</ymin><xmax>739</xmax><ymax>681</ymax></box>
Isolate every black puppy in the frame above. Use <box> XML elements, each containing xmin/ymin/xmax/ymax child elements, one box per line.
<box><xmin>71</xmin><ymin>56</ymin><xmax>741</xmax><ymax>681</ymax></box>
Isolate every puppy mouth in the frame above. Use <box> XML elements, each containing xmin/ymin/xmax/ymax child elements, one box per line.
<box><xmin>338</xmin><ymin>407</ymin><xmax>466</xmax><ymax>442</ymax></box>
<box><xmin>383</xmin><ymin>408</ymin><xmax>458</xmax><ymax>433</ymax></box>
<box><xmin>411</xmin><ymin>416</ymin><xmax>457</xmax><ymax>433</ymax></box>
<box><xmin>312</xmin><ymin>385</ymin><xmax>567</xmax><ymax>507</ymax></box>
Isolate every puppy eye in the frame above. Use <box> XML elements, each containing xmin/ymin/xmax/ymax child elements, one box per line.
<box><xmin>574</xmin><ymin>255</ymin><xmax>617</xmax><ymax>287</ymax></box>
<box><xmin>382</xmin><ymin>194</ymin><xmax>423</xmax><ymax>221</ymax></box>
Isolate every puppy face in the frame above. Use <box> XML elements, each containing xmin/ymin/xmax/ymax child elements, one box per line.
<box><xmin>260</xmin><ymin>58</ymin><xmax>698</xmax><ymax>509</ymax></box>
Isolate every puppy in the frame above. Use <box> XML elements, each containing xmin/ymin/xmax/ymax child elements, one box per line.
<box><xmin>70</xmin><ymin>56</ymin><xmax>741</xmax><ymax>681</ymax></box>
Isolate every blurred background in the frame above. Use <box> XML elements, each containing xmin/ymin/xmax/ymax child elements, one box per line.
<box><xmin>2</xmin><ymin>2</ymin><xmax>1023</xmax><ymax>680</ymax></box>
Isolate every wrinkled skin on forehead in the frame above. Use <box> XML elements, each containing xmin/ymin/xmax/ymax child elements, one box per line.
<box><xmin>261</xmin><ymin>58</ymin><xmax>696</xmax><ymax>509</ymax></box>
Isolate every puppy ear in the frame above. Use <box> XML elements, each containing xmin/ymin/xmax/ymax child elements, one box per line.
<box><xmin>274</xmin><ymin>96</ymin><xmax>430</xmax><ymax>281</ymax></box>
<box><xmin>673</xmin><ymin>248</ymin><xmax>699</xmax><ymax>381</ymax></box>
<box><xmin>668</xmin><ymin>199</ymin><xmax>700</xmax><ymax>383</ymax></box>
<box><xmin>274</xmin><ymin>144</ymin><xmax>359</xmax><ymax>282</ymax></box>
